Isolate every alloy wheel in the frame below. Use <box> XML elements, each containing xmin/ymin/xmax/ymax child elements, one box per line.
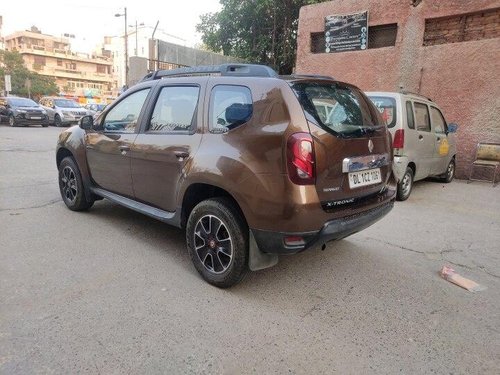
<box><xmin>61</xmin><ymin>166</ymin><xmax>78</xmax><ymax>203</ymax></box>
<box><xmin>194</xmin><ymin>215</ymin><xmax>233</xmax><ymax>274</ymax></box>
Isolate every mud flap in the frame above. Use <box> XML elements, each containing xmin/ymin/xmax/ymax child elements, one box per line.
<box><xmin>248</xmin><ymin>230</ymin><xmax>278</xmax><ymax>271</ymax></box>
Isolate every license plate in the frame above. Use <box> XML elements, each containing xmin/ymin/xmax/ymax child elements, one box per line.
<box><xmin>348</xmin><ymin>168</ymin><xmax>382</xmax><ymax>188</ymax></box>
<box><xmin>31</xmin><ymin>116</ymin><xmax>42</xmax><ymax>120</ymax></box>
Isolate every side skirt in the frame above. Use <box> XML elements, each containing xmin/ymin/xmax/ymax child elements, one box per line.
<box><xmin>90</xmin><ymin>187</ymin><xmax>181</xmax><ymax>227</ymax></box>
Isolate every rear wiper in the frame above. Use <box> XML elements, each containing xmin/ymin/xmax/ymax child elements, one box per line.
<box><xmin>360</xmin><ymin>125</ymin><xmax>385</xmax><ymax>135</ymax></box>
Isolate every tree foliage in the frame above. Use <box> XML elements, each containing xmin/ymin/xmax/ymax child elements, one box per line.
<box><xmin>197</xmin><ymin>0</ymin><xmax>326</xmax><ymax>74</ymax></box>
<box><xmin>0</xmin><ymin>50</ymin><xmax>58</xmax><ymax>98</ymax></box>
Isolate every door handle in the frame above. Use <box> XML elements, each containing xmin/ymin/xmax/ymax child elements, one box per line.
<box><xmin>436</xmin><ymin>137</ymin><xmax>441</xmax><ymax>142</ymax></box>
<box><xmin>119</xmin><ymin>145</ymin><xmax>130</xmax><ymax>151</ymax></box>
<box><xmin>86</xmin><ymin>145</ymin><xmax>94</xmax><ymax>150</ymax></box>
<box><xmin>174</xmin><ymin>150</ymin><xmax>190</xmax><ymax>160</ymax></box>
<box><xmin>418</xmin><ymin>135</ymin><xmax>423</xmax><ymax>140</ymax></box>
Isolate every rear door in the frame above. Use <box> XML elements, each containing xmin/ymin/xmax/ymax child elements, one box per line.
<box><xmin>85</xmin><ymin>87</ymin><xmax>151</xmax><ymax>197</ymax></box>
<box><xmin>412</xmin><ymin>101</ymin><xmax>434</xmax><ymax>179</ymax></box>
<box><xmin>291</xmin><ymin>81</ymin><xmax>392</xmax><ymax>202</ymax></box>
<box><xmin>130</xmin><ymin>80</ymin><xmax>205</xmax><ymax>212</ymax></box>
<box><xmin>429</xmin><ymin>106</ymin><xmax>450</xmax><ymax>175</ymax></box>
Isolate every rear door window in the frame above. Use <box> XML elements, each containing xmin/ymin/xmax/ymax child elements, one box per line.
<box><xmin>414</xmin><ymin>102</ymin><xmax>430</xmax><ymax>132</ymax></box>
<box><xmin>209</xmin><ymin>85</ymin><xmax>253</xmax><ymax>132</ymax></box>
<box><xmin>292</xmin><ymin>82</ymin><xmax>383</xmax><ymax>138</ymax></box>
<box><xmin>147</xmin><ymin>86</ymin><xmax>200</xmax><ymax>133</ymax></box>
<box><xmin>368</xmin><ymin>96</ymin><xmax>397</xmax><ymax>128</ymax></box>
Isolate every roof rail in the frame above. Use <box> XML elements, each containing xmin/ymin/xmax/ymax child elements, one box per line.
<box><xmin>400</xmin><ymin>90</ymin><xmax>433</xmax><ymax>102</ymax></box>
<box><xmin>287</xmin><ymin>74</ymin><xmax>335</xmax><ymax>80</ymax></box>
<box><xmin>141</xmin><ymin>64</ymin><xmax>278</xmax><ymax>82</ymax></box>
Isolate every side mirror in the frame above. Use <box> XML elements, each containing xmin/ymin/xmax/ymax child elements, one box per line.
<box><xmin>448</xmin><ymin>123</ymin><xmax>458</xmax><ymax>133</ymax></box>
<box><xmin>79</xmin><ymin>115</ymin><xmax>94</xmax><ymax>130</ymax></box>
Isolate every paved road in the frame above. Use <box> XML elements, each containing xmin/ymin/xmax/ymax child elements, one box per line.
<box><xmin>1</xmin><ymin>124</ymin><xmax>499</xmax><ymax>374</ymax></box>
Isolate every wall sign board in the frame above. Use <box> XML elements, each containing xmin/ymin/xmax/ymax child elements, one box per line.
<box><xmin>325</xmin><ymin>11</ymin><xmax>368</xmax><ymax>53</ymax></box>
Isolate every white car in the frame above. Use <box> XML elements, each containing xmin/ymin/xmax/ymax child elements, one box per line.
<box><xmin>367</xmin><ymin>91</ymin><xmax>458</xmax><ymax>201</ymax></box>
<box><xmin>39</xmin><ymin>97</ymin><xmax>88</xmax><ymax>127</ymax></box>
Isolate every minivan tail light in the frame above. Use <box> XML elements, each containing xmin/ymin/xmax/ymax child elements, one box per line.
<box><xmin>287</xmin><ymin>133</ymin><xmax>315</xmax><ymax>185</ymax></box>
<box><xmin>393</xmin><ymin>129</ymin><xmax>405</xmax><ymax>149</ymax></box>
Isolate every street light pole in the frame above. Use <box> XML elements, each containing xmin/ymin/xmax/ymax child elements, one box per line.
<box><xmin>115</xmin><ymin>7</ymin><xmax>128</xmax><ymax>88</ymax></box>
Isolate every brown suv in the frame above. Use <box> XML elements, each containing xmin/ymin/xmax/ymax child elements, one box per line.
<box><xmin>56</xmin><ymin>64</ymin><xmax>396</xmax><ymax>287</ymax></box>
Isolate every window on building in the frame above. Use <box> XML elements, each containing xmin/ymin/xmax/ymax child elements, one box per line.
<box><xmin>311</xmin><ymin>23</ymin><xmax>397</xmax><ymax>53</ymax></box>
<box><xmin>424</xmin><ymin>8</ymin><xmax>500</xmax><ymax>46</ymax></box>
<box><xmin>310</xmin><ymin>32</ymin><xmax>325</xmax><ymax>53</ymax></box>
<box><xmin>33</xmin><ymin>56</ymin><xmax>46</xmax><ymax>70</ymax></box>
<box><xmin>57</xmin><ymin>59</ymin><xmax>63</xmax><ymax>66</ymax></box>
<box><xmin>65</xmin><ymin>62</ymin><xmax>76</xmax><ymax>70</ymax></box>
<box><xmin>368</xmin><ymin>24</ymin><xmax>398</xmax><ymax>49</ymax></box>
<box><xmin>96</xmin><ymin>65</ymin><xmax>107</xmax><ymax>74</ymax></box>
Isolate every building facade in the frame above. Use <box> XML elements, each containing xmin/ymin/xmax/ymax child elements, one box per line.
<box><xmin>296</xmin><ymin>0</ymin><xmax>500</xmax><ymax>179</ymax></box>
<box><xmin>5</xmin><ymin>28</ymin><xmax>116</xmax><ymax>104</ymax></box>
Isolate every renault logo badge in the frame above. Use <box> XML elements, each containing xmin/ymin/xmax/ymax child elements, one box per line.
<box><xmin>368</xmin><ymin>139</ymin><xmax>374</xmax><ymax>153</ymax></box>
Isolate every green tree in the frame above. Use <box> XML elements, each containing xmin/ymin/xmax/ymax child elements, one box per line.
<box><xmin>0</xmin><ymin>50</ymin><xmax>58</xmax><ymax>98</ymax></box>
<box><xmin>197</xmin><ymin>0</ymin><xmax>326</xmax><ymax>74</ymax></box>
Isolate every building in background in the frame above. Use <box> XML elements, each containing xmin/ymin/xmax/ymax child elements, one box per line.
<box><xmin>104</xmin><ymin>25</ymin><xmax>241</xmax><ymax>89</ymax></box>
<box><xmin>5</xmin><ymin>27</ymin><xmax>117</xmax><ymax>104</ymax></box>
<box><xmin>0</xmin><ymin>16</ymin><xmax>4</xmax><ymax>50</ymax></box>
<box><xmin>296</xmin><ymin>0</ymin><xmax>500</xmax><ymax>179</ymax></box>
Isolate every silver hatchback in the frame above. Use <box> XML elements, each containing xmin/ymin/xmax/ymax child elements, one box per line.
<box><xmin>367</xmin><ymin>92</ymin><xmax>458</xmax><ymax>201</ymax></box>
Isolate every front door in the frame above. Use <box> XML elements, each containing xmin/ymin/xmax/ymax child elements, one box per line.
<box><xmin>131</xmin><ymin>83</ymin><xmax>204</xmax><ymax>211</ymax></box>
<box><xmin>430</xmin><ymin>106</ymin><xmax>450</xmax><ymax>175</ymax></box>
<box><xmin>86</xmin><ymin>88</ymin><xmax>151</xmax><ymax>198</ymax></box>
<box><xmin>413</xmin><ymin>101</ymin><xmax>435</xmax><ymax>179</ymax></box>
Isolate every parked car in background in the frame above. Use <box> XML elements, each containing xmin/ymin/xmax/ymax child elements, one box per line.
<box><xmin>39</xmin><ymin>97</ymin><xmax>88</xmax><ymax>127</ymax></box>
<box><xmin>84</xmin><ymin>103</ymin><xmax>107</xmax><ymax>117</ymax></box>
<box><xmin>56</xmin><ymin>64</ymin><xmax>396</xmax><ymax>287</ymax></box>
<box><xmin>367</xmin><ymin>91</ymin><xmax>457</xmax><ymax>201</ymax></box>
<box><xmin>0</xmin><ymin>96</ymin><xmax>48</xmax><ymax>127</ymax></box>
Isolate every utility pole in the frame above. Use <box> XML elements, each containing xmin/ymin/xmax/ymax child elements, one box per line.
<box><xmin>115</xmin><ymin>7</ymin><xmax>128</xmax><ymax>88</ymax></box>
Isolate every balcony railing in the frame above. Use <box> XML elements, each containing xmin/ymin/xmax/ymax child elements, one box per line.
<box><xmin>17</xmin><ymin>45</ymin><xmax>112</xmax><ymax>65</ymax></box>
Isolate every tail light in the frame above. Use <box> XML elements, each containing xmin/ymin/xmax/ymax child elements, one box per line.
<box><xmin>287</xmin><ymin>133</ymin><xmax>315</xmax><ymax>185</ymax></box>
<box><xmin>393</xmin><ymin>129</ymin><xmax>405</xmax><ymax>149</ymax></box>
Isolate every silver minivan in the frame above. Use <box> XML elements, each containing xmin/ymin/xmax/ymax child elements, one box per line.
<box><xmin>367</xmin><ymin>92</ymin><xmax>457</xmax><ymax>200</ymax></box>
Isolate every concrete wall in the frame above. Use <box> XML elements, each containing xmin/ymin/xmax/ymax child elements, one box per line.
<box><xmin>157</xmin><ymin>40</ymin><xmax>241</xmax><ymax>67</ymax></box>
<box><xmin>297</xmin><ymin>0</ymin><xmax>500</xmax><ymax>179</ymax></box>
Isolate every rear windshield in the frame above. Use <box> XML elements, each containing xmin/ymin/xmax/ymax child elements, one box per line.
<box><xmin>291</xmin><ymin>82</ymin><xmax>384</xmax><ymax>138</ymax></box>
<box><xmin>8</xmin><ymin>98</ymin><xmax>38</xmax><ymax>107</ymax></box>
<box><xmin>54</xmin><ymin>99</ymin><xmax>81</xmax><ymax>108</ymax></box>
<box><xmin>368</xmin><ymin>96</ymin><xmax>397</xmax><ymax>128</ymax></box>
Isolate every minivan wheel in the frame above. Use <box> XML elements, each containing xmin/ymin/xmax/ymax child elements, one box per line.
<box><xmin>9</xmin><ymin>115</ymin><xmax>16</xmax><ymax>127</ymax></box>
<box><xmin>58</xmin><ymin>157</ymin><xmax>94</xmax><ymax>211</ymax></box>
<box><xmin>442</xmin><ymin>159</ymin><xmax>455</xmax><ymax>183</ymax></box>
<box><xmin>186</xmin><ymin>197</ymin><xmax>248</xmax><ymax>288</ymax></box>
<box><xmin>397</xmin><ymin>167</ymin><xmax>414</xmax><ymax>201</ymax></box>
<box><xmin>54</xmin><ymin>114</ymin><xmax>62</xmax><ymax>127</ymax></box>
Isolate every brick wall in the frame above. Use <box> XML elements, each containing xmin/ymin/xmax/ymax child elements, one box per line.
<box><xmin>296</xmin><ymin>0</ymin><xmax>500</xmax><ymax>180</ymax></box>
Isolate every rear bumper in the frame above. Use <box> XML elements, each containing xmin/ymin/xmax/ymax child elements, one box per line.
<box><xmin>252</xmin><ymin>198</ymin><xmax>394</xmax><ymax>255</ymax></box>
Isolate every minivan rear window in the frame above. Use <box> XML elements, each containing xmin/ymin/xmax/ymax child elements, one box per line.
<box><xmin>368</xmin><ymin>96</ymin><xmax>397</xmax><ymax>128</ymax></box>
<box><xmin>291</xmin><ymin>82</ymin><xmax>384</xmax><ymax>138</ymax></box>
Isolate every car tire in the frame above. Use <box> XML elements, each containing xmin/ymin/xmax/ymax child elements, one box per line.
<box><xmin>8</xmin><ymin>115</ymin><xmax>16</xmax><ymax>127</ymax></box>
<box><xmin>186</xmin><ymin>197</ymin><xmax>248</xmax><ymax>288</ymax></box>
<box><xmin>397</xmin><ymin>167</ymin><xmax>414</xmax><ymax>201</ymax></box>
<box><xmin>41</xmin><ymin>122</ymin><xmax>48</xmax><ymax>128</ymax></box>
<box><xmin>58</xmin><ymin>156</ymin><xmax>94</xmax><ymax>211</ymax></box>
<box><xmin>441</xmin><ymin>159</ymin><xmax>455</xmax><ymax>183</ymax></box>
<box><xmin>54</xmin><ymin>114</ymin><xmax>62</xmax><ymax>127</ymax></box>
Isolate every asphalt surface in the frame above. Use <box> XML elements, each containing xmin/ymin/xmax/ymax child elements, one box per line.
<box><xmin>1</xmin><ymin>124</ymin><xmax>499</xmax><ymax>374</ymax></box>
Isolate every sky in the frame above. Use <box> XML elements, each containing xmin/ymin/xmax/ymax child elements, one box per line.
<box><xmin>0</xmin><ymin>0</ymin><xmax>221</xmax><ymax>52</ymax></box>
